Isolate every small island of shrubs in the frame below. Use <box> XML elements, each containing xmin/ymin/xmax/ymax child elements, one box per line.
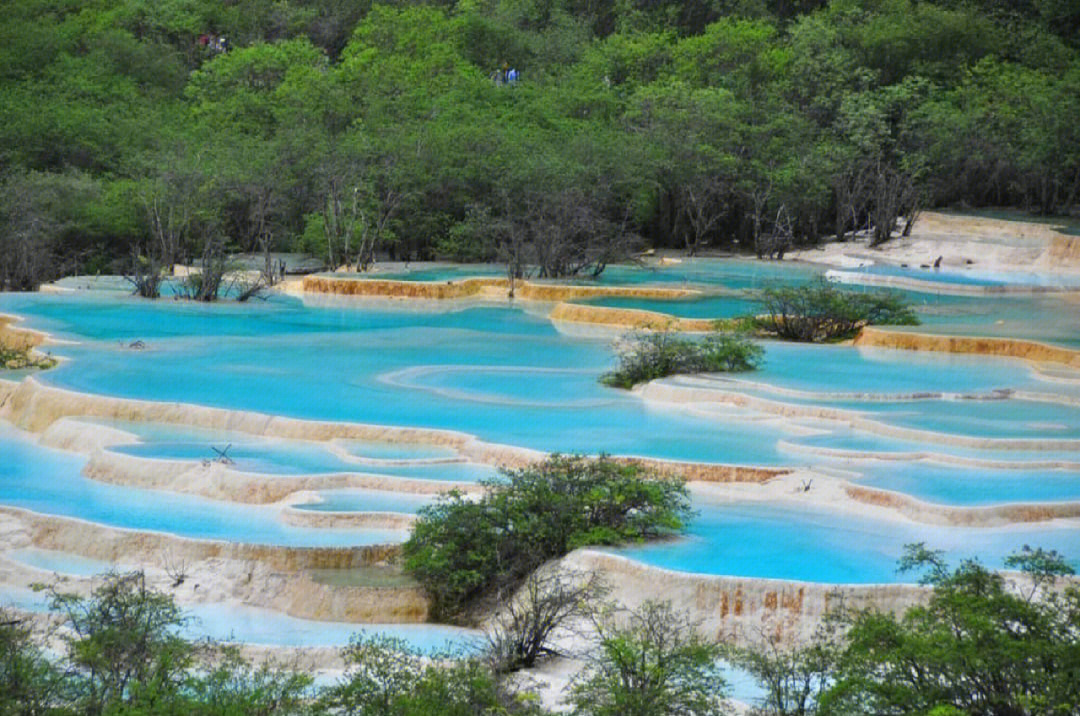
<box><xmin>746</xmin><ymin>281</ymin><xmax>920</xmax><ymax>342</ymax></box>
<box><xmin>0</xmin><ymin>344</ymin><xmax>56</xmax><ymax>371</ymax></box>
<box><xmin>600</xmin><ymin>282</ymin><xmax>920</xmax><ymax>389</ymax></box>
<box><xmin>600</xmin><ymin>332</ymin><xmax>764</xmax><ymax>389</ymax></box>
<box><xmin>402</xmin><ymin>454</ymin><xmax>691</xmax><ymax>621</ymax></box>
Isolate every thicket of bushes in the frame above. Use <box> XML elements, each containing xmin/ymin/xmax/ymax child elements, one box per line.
<box><xmin>4</xmin><ymin>0</ymin><xmax>1079</xmax><ymax>291</ymax></box>
<box><xmin>402</xmin><ymin>454</ymin><xmax>691</xmax><ymax>621</ymax></box>
<box><xmin>601</xmin><ymin>332</ymin><xmax>765</xmax><ymax>389</ymax></box>
<box><xmin>3</xmin><ymin>545</ymin><xmax>1076</xmax><ymax>716</ymax></box>
<box><xmin>745</xmin><ymin>281</ymin><xmax>919</xmax><ymax>342</ymax></box>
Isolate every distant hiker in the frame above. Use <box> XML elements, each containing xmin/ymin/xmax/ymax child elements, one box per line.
<box><xmin>280</xmin><ymin>260</ymin><xmax>287</xmax><ymax>279</ymax></box>
<box><xmin>507</xmin><ymin>68</ymin><xmax>519</xmax><ymax>83</ymax></box>
<box><xmin>198</xmin><ymin>34</ymin><xmax>210</xmax><ymax>47</ymax></box>
<box><xmin>501</xmin><ymin>60</ymin><xmax>510</xmax><ymax>82</ymax></box>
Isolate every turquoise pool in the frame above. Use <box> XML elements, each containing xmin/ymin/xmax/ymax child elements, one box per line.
<box><xmin>0</xmin><ymin>424</ymin><xmax>406</xmax><ymax>547</ymax></box>
<box><xmin>3</xmin><ymin>254</ymin><xmax>1080</xmax><ymax>590</ymax></box>
<box><xmin>616</xmin><ymin>500</ymin><xmax>1080</xmax><ymax>582</ymax></box>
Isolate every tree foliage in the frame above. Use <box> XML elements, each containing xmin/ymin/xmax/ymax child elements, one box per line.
<box><xmin>3</xmin><ymin>0</ymin><xmax>1078</xmax><ymax>291</ymax></box>
<box><xmin>569</xmin><ymin>600</ymin><xmax>728</xmax><ymax>716</ymax></box>
<box><xmin>402</xmin><ymin>454</ymin><xmax>692</xmax><ymax>621</ymax></box>
<box><xmin>747</xmin><ymin>280</ymin><xmax>918</xmax><ymax>342</ymax></box>
<box><xmin>601</xmin><ymin>330</ymin><xmax>764</xmax><ymax>389</ymax></box>
<box><xmin>822</xmin><ymin>544</ymin><xmax>1080</xmax><ymax>716</ymax></box>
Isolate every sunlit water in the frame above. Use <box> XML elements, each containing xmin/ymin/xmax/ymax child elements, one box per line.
<box><xmin>2</xmin><ymin>254</ymin><xmax>1079</xmax><ymax>589</ymax></box>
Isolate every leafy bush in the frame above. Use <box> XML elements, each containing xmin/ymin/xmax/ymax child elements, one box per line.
<box><xmin>821</xmin><ymin>544</ymin><xmax>1080</xmax><ymax>716</ymax></box>
<box><xmin>600</xmin><ymin>331</ymin><xmax>764</xmax><ymax>389</ymax></box>
<box><xmin>568</xmin><ymin>601</ymin><xmax>728</xmax><ymax>716</ymax></box>
<box><xmin>0</xmin><ymin>345</ymin><xmax>56</xmax><ymax>370</ymax></box>
<box><xmin>746</xmin><ymin>281</ymin><xmax>919</xmax><ymax>342</ymax></box>
<box><xmin>322</xmin><ymin>634</ymin><xmax>540</xmax><ymax>716</ymax></box>
<box><xmin>733</xmin><ymin>545</ymin><xmax>1080</xmax><ymax>716</ymax></box>
<box><xmin>30</xmin><ymin>572</ymin><xmax>314</xmax><ymax>715</ymax></box>
<box><xmin>402</xmin><ymin>455</ymin><xmax>692</xmax><ymax>621</ymax></box>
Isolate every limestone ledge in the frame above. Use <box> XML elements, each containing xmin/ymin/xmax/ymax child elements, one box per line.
<box><xmin>547</xmin><ymin>302</ymin><xmax>722</xmax><ymax>331</ymax></box>
<box><xmin>826</xmin><ymin>270</ymin><xmax>1060</xmax><ymax>297</ymax></box>
<box><xmin>563</xmin><ymin>550</ymin><xmax>927</xmax><ymax>648</ymax></box>
<box><xmin>302</xmin><ymin>275</ymin><xmax>697</xmax><ymax>302</ymax></box>
<box><xmin>1046</xmin><ymin>234</ymin><xmax>1080</xmax><ymax>266</ymax></box>
<box><xmin>280</xmin><ymin>507</ymin><xmax>418</xmax><ymax>530</ymax></box>
<box><xmin>41</xmin><ymin>416</ymin><xmax>140</xmax><ymax>453</ymax></box>
<box><xmin>3</xmin><ymin>377</ymin><xmax>525</xmax><ymax>463</ymax></box>
<box><xmin>0</xmin><ymin>506</ymin><xmax>426</xmax><ymax>624</ymax></box>
<box><xmin>4</xmin><ymin>378</ymin><xmax>788</xmax><ymax>488</ymax></box>
<box><xmin>844</xmin><ymin>485</ymin><xmax>1080</xmax><ymax>527</ymax></box>
<box><xmin>613</xmin><ymin>456</ymin><xmax>788</xmax><ymax>484</ymax></box>
<box><xmin>641</xmin><ymin>379</ymin><xmax>1080</xmax><ymax>451</ymax></box>
<box><xmin>776</xmin><ymin>438</ymin><xmax>1080</xmax><ymax>471</ymax></box>
<box><xmin>5</xmin><ymin>505</ymin><xmax>399</xmax><ymax>571</ymax></box>
<box><xmin>855</xmin><ymin>326</ymin><xmax>1080</xmax><ymax>369</ymax></box>
<box><xmin>0</xmin><ymin>313</ymin><xmax>47</xmax><ymax>351</ymax></box>
<box><xmin>80</xmin><ymin>449</ymin><xmax>478</xmax><ymax>504</ymax></box>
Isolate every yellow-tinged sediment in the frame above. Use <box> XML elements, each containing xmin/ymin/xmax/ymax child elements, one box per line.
<box><xmin>855</xmin><ymin>326</ymin><xmax>1080</xmax><ymax>369</ymax></box>
<box><xmin>547</xmin><ymin>302</ymin><xmax>725</xmax><ymax>331</ymax></box>
<box><xmin>3</xmin><ymin>378</ymin><xmax>787</xmax><ymax>485</ymax></box>
<box><xmin>302</xmin><ymin>274</ymin><xmax>698</xmax><ymax>301</ymax></box>
<box><xmin>563</xmin><ymin>550</ymin><xmax>928</xmax><ymax>647</ymax></box>
<box><xmin>0</xmin><ymin>314</ymin><xmax>48</xmax><ymax>351</ymax></box>
<box><xmin>844</xmin><ymin>485</ymin><xmax>1080</xmax><ymax>526</ymax></box>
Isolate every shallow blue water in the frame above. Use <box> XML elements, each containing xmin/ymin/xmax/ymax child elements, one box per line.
<box><xmin>336</xmin><ymin>440</ymin><xmax>458</xmax><ymax>461</ymax></box>
<box><xmin>616</xmin><ymin>501</ymin><xmax>1080</xmax><ymax>582</ymax></box>
<box><xmin>184</xmin><ymin>603</ymin><xmax>481</xmax><ymax>651</ymax></box>
<box><xmin>298</xmin><ymin>489</ymin><xmax>433</xmax><ymax>513</ymax></box>
<box><xmin>851</xmin><ymin>461</ymin><xmax>1080</xmax><ymax>506</ymax></box>
<box><xmin>349</xmin><ymin>461</ymin><xmax>503</xmax><ymax>483</ymax></box>
<box><xmin>3</xmin><ymin>257</ymin><xmax>1080</xmax><ymax>585</ymax></box>
<box><xmin>8</xmin><ymin>548</ymin><xmax>122</xmax><ymax>577</ymax></box>
<box><xmin>756</xmin><ymin>343</ymin><xmax>1051</xmax><ymax>395</ymax></box>
<box><xmin>0</xmin><ymin>424</ymin><xmax>405</xmax><ymax>547</ymax></box>
<box><xmin>0</xmin><ymin>293</ymin><xmax>793</xmax><ymax>465</ymax></box>
<box><xmin>364</xmin><ymin>258</ymin><xmax>823</xmax><ymax>290</ymax></box>
<box><xmin>112</xmin><ymin>441</ymin><xmax>364</xmax><ymax>475</ymax></box>
<box><xmin>573</xmin><ymin>294</ymin><xmax>761</xmax><ymax>319</ymax></box>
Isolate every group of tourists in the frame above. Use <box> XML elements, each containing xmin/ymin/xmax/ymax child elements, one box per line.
<box><xmin>490</xmin><ymin>62</ymin><xmax>519</xmax><ymax>85</ymax></box>
<box><xmin>197</xmin><ymin>34</ymin><xmax>229</xmax><ymax>53</ymax></box>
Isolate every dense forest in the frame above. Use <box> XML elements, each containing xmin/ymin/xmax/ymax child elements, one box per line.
<box><xmin>1</xmin><ymin>0</ymin><xmax>1078</xmax><ymax>290</ymax></box>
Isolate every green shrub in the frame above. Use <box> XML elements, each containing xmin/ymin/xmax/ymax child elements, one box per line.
<box><xmin>821</xmin><ymin>545</ymin><xmax>1080</xmax><ymax>715</ymax></box>
<box><xmin>747</xmin><ymin>281</ymin><xmax>919</xmax><ymax>342</ymax></box>
<box><xmin>321</xmin><ymin>634</ymin><xmax>539</xmax><ymax>716</ymax></box>
<box><xmin>0</xmin><ymin>345</ymin><xmax>56</xmax><ymax>370</ymax></box>
<box><xmin>600</xmin><ymin>331</ymin><xmax>764</xmax><ymax>389</ymax></box>
<box><xmin>568</xmin><ymin>601</ymin><xmax>728</xmax><ymax>716</ymax></box>
<box><xmin>402</xmin><ymin>455</ymin><xmax>692</xmax><ymax>621</ymax></box>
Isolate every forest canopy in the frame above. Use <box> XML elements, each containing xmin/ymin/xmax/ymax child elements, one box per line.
<box><xmin>1</xmin><ymin>0</ymin><xmax>1078</xmax><ymax>290</ymax></box>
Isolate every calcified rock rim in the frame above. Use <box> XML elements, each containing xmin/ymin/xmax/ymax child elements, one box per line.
<box><xmin>302</xmin><ymin>274</ymin><xmax>700</xmax><ymax>301</ymax></box>
<box><xmin>560</xmin><ymin>550</ymin><xmax>929</xmax><ymax>648</ymax></box>
<box><xmin>2</xmin><ymin>377</ymin><xmax>789</xmax><ymax>484</ymax></box>
<box><xmin>77</xmin><ymin>447</ymin><xmax>481</xmax><ymax>505</ymax></box>
<box><xmin>824</xmin><ymin>269</ymin><xmax>1072</xmax><ymax>296</ymax></box>
<box><xmin>775</xmin><ymin>437</ymin><xmax>1080</xmax><ymax>471</ymax></box>
<box><xmin>0</xmin><ymin>505</ymin><xmax>425</xmax><ymax>624</ymax></box>
<box><xmin>841</xmin><ymin>484</ymin><xmax>1080</xmax><ymax>527</ymax></box>
<box><xmin>6</xmin><ymin>377</ymin><xmax>1074</xmax><ymax>531</ymax></box>
<box><xmin>643</xmin><ymin>377</ymin><xmax>1080</xmax><ymax>451</ymax></box>
<box><xmin>855</xmin><ymin>326</ymin><xmax>1080</xmax><ymax>370</ymax></box>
